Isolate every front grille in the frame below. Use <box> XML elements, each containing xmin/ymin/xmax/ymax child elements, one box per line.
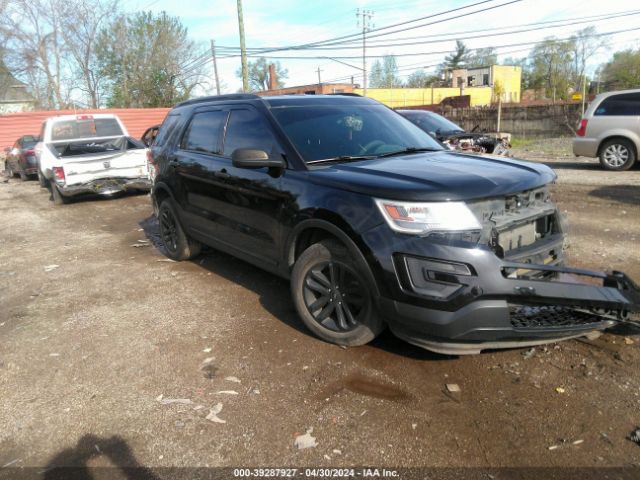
<box><xmin>509</xmin><ymin>305</ymin><xmax>608</xmax><ymax>329</ymax></box>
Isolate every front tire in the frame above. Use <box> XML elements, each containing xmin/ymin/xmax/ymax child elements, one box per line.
<box><xmin>599</xmin><ymin>138</ymin><xmax>636</xmax><ymax>171</ymax></box>
<box><xmin>158</xmin><ymin>199</ymin><xmax>201</xmax><ymax>261</ymax></box>
<box><xmin>291</xmin><ymin>239</ymin><xmax>384</xmax><ymax>346</ymax></box>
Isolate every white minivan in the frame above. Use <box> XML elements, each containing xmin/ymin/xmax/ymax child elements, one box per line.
<box><xmin>573</xmin><ymin>89</ymin><xmax>640</xmax><ymax>171</ymax></box>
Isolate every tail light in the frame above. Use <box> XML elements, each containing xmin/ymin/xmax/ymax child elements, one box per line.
<box><xmin>53</xmin><ymin>166</ymin><xmax>65</xmax><ymax>182</ymax></box>
<box><xmin>146</xmin><ymin>149</ymin><xmax>155</xmax><ymax>165</ymax></box>
<box><xmin>25</xmin><ymin>149</ymin><xmax>35</xmax><ymax>156</ymax></box>
<box><xmin>576</xmin><ymin>119</ymin><xmax>588</xmax><ymax>137</ymax></box>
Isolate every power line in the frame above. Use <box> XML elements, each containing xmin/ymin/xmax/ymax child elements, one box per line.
<box><xmin>214</xmin><ymin>9</ymin><xmax>640</xmax><ymax>53</ymax></box>
<box><xmin>215</xmin><ymin>0</ymin><xmax>520</xmax><ymax>58</ymax></box>
<box><xmin>213</xmin><ymin>26</ymin><xmax>640</xmax><ymax>61</ymax></box>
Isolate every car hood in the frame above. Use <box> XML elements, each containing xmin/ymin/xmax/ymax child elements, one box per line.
<box><xmin>306</xmin><ymin>150</ymin><xmax>556</xmax><ymax>201</ymax></box>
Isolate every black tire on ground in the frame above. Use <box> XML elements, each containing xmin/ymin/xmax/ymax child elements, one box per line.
<box><xmin>158</xmin><ymin>199</ymin><xmax>201</xmax><ymax>261</ymax></box>
<box><xmin>37</xmin><ymin>170</ymin><xmax>48</xmax><ymax>188</ymax></box>
<box><xmin>50</xmin><ymin>183</ymin><xmax>69</xmax><ymax>205</ymax></box>
<box><xmin>6</xmin><ymin>164</ymin><xmax>15</xmax><ymax>178</ymax></box>
<box><xmin>19</xmin><ymin>170</ymin><xmax>28</xmax><ymax>181</ymax></box>
<box><xmin>599</xmin><ymin>138</ymin><xmax>636</xmax><ymax>171</ymax></box>
<box><xmin>290</xmin><ymin>239</ymin><xmax>384</xmax><ymax>347</ymax></box>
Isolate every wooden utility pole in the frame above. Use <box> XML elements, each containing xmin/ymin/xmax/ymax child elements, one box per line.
<box><xmin>210</xmin><ymin>40</ymin><xmax>221</xmax><ymax>95</ymax></box>
<box><xmin>237</xmin><ymin>0</ymin><xmax>249</xmax><ymax>92</ymax></box>
<box><xmin>356</xmin><ymin>8</ymin><xmax>373</xmax><ymax>96</ymax></box>
<box><xmin>581</xmin><ymin>74</ymin><xmax>587</xmax><ymax>116</ymax></box>
<box><xmin>316</xmin><ymin>67</ymin><xmax>322</xmax><ymax>87</ymax></box>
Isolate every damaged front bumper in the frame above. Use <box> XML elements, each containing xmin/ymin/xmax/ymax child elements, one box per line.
<box><xmin>58</xmin><ymin>177</ymin><xmax>152</xmax><ymax>196</ymax></box>
<box><xmin>363</xmin><ymin>222</ymin><xmax>640</xmax><ymax>355</ymax></box>
<box><xmin>386</xmin><ymin>258</ymin><xmax>639</xmax><ymax>355</ymax></box>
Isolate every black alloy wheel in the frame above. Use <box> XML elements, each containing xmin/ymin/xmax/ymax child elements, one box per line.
<box><xmin>302</xmin><ymin>260</ymin><xmax>366</xmax><ymax>332</ymax></box>
<box><xmin>160</xmin><ymin>207</ymin><xmax>179</xmax><ymax>254</ymax></box>
<box><xmin>291</xmin><ymin>239</ymin><xmax>384</xmax><ymax>346</ymax></box>
<box><xmin>157</xmin><ymin>199</ymin><xmax>201</xmax><ymax>261</ymax></box>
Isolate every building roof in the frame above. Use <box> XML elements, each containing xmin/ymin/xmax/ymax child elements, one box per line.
<box><xmin>0</xmin><ymin>63</ymin><xmax>34</xmax><ymax>103</ymax></box>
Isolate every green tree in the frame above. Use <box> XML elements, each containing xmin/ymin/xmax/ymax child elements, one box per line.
<box><xmin>369</xmin><ymin>55</ymin><xmax>401</xmax><ymax>88</ymax></box>
<box><xmin>405</xmin><ymin>69</ymin><xmax>439</xmax><ymax>88</ymax></box>
<box><xmin>528</xmin><ymin>37</ymin><xmax>574</xmax><ymax>101</ymax></box>
<box><xmin>602</xmin><ymin>48</ymin><xmax>640</xmax><ymax>90</ymax></box>
<box><xmin>96</xmin><ymin>11</ymin><xmax>205</xmax><ymax>107</ymax></box>
<box><xmin>443</xmin><ymin>40</ymin><xmax>469</xmax><ymax>70</ymax></box>
<box><xmin>466</xmin><ymin>47</ymin><xmax>497</xmax><ymax>68</ymax></box>
<box><xmin>236</xmin><ymin>58</ymin><xmax>287</xmax><ymax>92</ymax></box>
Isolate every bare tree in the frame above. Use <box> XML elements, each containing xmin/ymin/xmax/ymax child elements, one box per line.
<box><xmin>58</xmin><ymin>0</ymin><xmax>120</xmax><ymax>107</ymax></box>
<box><xmin>569</xmin><ymin>26</ymin><xmax>608</xmax><ymax>92</ymax></box>
<box><xmin>0</xmin><ymin>0</ymin><xmax>75</xmax><ymax>109</ymax></box>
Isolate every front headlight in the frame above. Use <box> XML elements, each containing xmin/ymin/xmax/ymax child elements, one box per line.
<box><xmin>374</xmin><ymin>199</ymin><xmax>481</xmax><ymax>235</ymax></box>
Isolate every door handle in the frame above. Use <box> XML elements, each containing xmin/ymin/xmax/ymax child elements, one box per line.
<box><xmin>214</xmin><ymin>170</ymin><xmax>230</xmax><ymax>179</ymax></box>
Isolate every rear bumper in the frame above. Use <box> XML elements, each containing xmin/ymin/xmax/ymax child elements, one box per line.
<box><xmin>572</xmin><ymin>137</ymin><xmax>599</xmax><ymax>157</ymax></box>
<box><xmin>58</xmin><ymin>177</ymin><xmax>152</xmax><ymax>196</ymax></box>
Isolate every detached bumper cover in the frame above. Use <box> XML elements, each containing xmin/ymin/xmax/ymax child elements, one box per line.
<box><xmin>59</xmin><ymin>177</ymin><xmax>152</xmax><ymax>196</ymax></box>
<box><xmin>383</xmin><ymin>261</ymin><xmax>639</xmax><ymax>354</ymax></box>
<box><xmin>363</xmin><ymin>225</ymin><xmax>639</xmax><ymax>354</ymax></box>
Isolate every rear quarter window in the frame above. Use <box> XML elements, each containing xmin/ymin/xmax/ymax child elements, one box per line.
<box><xmin>594</xmin><ymin>93</ymin><xmax>640</xmax><ymax>116</ymax></box>
<box><xmin>154</xmin><ymin>114</ymin><xmax>181</xmax><ymax>147</ymax></box>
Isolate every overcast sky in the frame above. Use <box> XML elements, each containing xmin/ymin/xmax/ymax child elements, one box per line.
<box><xmin>127</xmin><ymin>0</ymin><xmax>640</xmax><ymax>94</ymax></box>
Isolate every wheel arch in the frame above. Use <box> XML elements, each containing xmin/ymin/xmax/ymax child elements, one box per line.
<box><xmin>597</xmin><ymin>135</ymin><xmax>638</xmax><ymax>159</ymax></box>
<box><xmin>286</xmin><ymin>214</ymin><xmax>382</xmax><ymax>298</ymax></box>
<box><xmin>151</xmin><ymin>181</ymin><xmax>174</xmax><ymax>215</ymax></box>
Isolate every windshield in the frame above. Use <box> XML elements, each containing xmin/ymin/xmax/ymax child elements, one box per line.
<box><xmin>50</xmin><ymin>117</ymin><xmax>124</xmax><ymax>141</ymax></box>
<box><xmin>400</xmin><ymin>111</ymin><xmax>464</xmax><ymax>134</ymax></box>
<box><xmin>270</xmin><ymin>104</ymin><xmax>442</xmax><ymax>162</ymax></box>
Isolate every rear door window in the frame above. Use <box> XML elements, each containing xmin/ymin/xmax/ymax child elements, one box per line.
<box><xmin>594</xmin><ymin>93</ymin><xmax>640</xmax><ymax>116</ymax></box>
<box><xmin>180</xmin><ymin>110</ymin><xmax>227</xmax><ymax>155</ymax></box>
<box><xmin>223</xmin><ymin>109</ymin><xmax>277</xmax><ymax>156</ymax></box>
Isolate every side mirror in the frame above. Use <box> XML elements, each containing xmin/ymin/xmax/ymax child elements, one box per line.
<box><xmin>231</xmin><ymin>148</ymin><xmax>285</xmax><ymax>169</ymax></box>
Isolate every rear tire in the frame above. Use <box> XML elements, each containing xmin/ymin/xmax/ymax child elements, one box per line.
<box><xmin>291</xmin><ymin>239</ymin><xmax>384</xmax><ymax>347</ymax></box>
<box><xmin>599</xmin><ymin>138</ymin><xmax>636</xmax><ymax>171</ymax></box>
<box><xmin>37</xmin><ymin>170</ymin><xmax>48</xmax><ymax>188</ymax></box>
<box><xmin>19</xmin><ymin>170</ymin><xmax>28</xmax><ymax>181</ymax></box>
<box><xmin>50</xmin><ymin>183</ymin><xmax>69</xmax><ymax>205</ymax></box>
<box><xmin>158</xmin><ymin>199</ymin><xmax>201</xmax><ymax>261</ymax></box>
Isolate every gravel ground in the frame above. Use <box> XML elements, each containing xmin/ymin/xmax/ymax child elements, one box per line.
<box><xmin>1</xmin><ymin>144</ymin><xmax>639</xmax><ymax>478</ymax></box>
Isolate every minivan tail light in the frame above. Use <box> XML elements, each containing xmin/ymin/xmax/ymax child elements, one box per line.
<box><xmin>576</xmin><ymin>119</ymin><xmax>588</xmax><ymax>137</ymax></box>
<box><xmin>53</xmin><ymin>166</ymin><xmax>65</xmax><ymax>182</ymax></box>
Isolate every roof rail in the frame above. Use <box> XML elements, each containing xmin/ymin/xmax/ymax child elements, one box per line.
<box><xmin>174</xmin><ymin>94</ymin><xmax>261</xmax><ymax>107</ymax></box>
<box><xmin>327</xmin><ymin>93</ymin><xmax>362</xmax><ymax>97</ymax></box>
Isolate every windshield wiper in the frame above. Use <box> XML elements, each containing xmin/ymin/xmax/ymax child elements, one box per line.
<box><xmin>307</xmin><ymin>155</ymin><xmax>376</xmax><ymax>165</ymax></box>
<box><xmin>376</xmin><ymin>147</ymin><xmax>439</xmax><ymax>158</ymax></box>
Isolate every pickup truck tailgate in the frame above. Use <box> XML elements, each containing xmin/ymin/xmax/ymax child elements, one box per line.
<box><xmin>62</xmin><ymin>149</ymin><xmax>148</xmax><ymax>187</ymax></box>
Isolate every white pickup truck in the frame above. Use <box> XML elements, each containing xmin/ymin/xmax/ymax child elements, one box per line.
<box><xmin>36</xmin><ymin>113</ymin><xmax>151</xmax><ymax>205</ymax></box>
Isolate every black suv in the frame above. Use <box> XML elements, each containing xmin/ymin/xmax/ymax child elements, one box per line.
<box><xmin>150</xmin><ymin>94</ymin><xmax>639</xmax><ymax>355</ymax></box>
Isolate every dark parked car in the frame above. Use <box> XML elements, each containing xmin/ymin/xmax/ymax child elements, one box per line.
<box><xmin>5</xmin><ymin>135</ymin><xmax>39</xmax><ymax>180</ymax></box>
<box><xmin>397</xmin><ymin>109</ymin><xmax>510</xmax><ymax>155</ymax></box>
<box><xmin>150</xmin><ymin>94</ymin><xmax>639</xmax><ymax>355</ymax></box>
